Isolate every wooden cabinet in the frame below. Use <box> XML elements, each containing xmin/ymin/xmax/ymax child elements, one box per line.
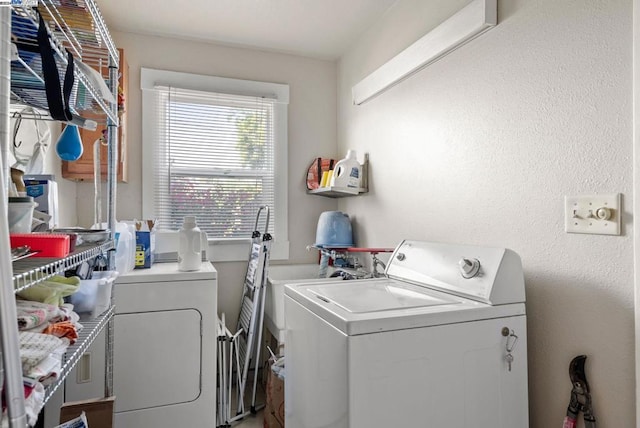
<box><xmin>62</xmin><ymin>48</ymin><xmax>128</xmax><ymax>182</ymax></box>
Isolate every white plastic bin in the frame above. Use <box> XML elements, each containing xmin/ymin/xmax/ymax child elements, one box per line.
<box><xmin>8</xmin><ymin>196</ymin><xmax>36</xmax><ymax>233</ymax></box>
<box><xmin>69</xmin><ymin>272</ymin><xmax>116</xmax><ymax>319</ymax></box>
<box><xmin>92</xmin><ymin>270</ymin><xmax>118</xmax><ymax>317</ymax></box>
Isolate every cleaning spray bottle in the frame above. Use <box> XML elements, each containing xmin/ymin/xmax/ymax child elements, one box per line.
<box><xmin>329</xmin><ymin>150</ymin><xmax>361</xmax><ymax>194</ymax></box>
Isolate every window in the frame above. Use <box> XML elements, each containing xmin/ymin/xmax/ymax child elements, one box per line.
<box><xmin>141</xmin><ymin>68</ymin><xmax>289</xmax><ymax>261</ymax></box>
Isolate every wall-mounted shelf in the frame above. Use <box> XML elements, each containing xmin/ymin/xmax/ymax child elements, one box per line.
<box><xmin>307</xmin><ymin>154</ymin><xmax>369</xmax><ymax>198</ymax></box>
<box><xmin>307</xmin><ymin>186</ymin><xmax>367</xmax><ymax>198</ymax></box>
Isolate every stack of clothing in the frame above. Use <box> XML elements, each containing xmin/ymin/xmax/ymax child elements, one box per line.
<box><xmin>17</xmin><ymin>300</ymin><xmax>81</xmax><ymax>385</ymax></box>
<box><xmin>2</xmin><ymin>275</ymin><xmax>84</xmax><ymax>426</ymax></box>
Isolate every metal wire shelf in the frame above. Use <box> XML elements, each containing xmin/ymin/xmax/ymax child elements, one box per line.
<box><xmin>0</xmin><ymin>1</ymin><xmax>119</xmax><ymax>424</ymax></box>
<box><xmin>42</xmin><ymin>305</ymin><xmax>115</xmax><ymax>405</ymax></box>
<box><xmin>10</xmin><ymin>1</ymin><xmax>119</xmax><ymax>126</ymax></box>
<box><xmin>12</xmin><ymin>241</ymin><xmax>114</xmax><ymax>293</ymax></box>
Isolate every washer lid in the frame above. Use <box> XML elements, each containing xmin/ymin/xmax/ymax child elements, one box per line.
<box><xmin>285</xmin><ymin>277</ymin><xmax>526</xmax><ymax>335</ymax></box>
<box><xmin>307</xmin><ymin>279</ymin><xmax>458</xmax><ymax>313</ymax></box>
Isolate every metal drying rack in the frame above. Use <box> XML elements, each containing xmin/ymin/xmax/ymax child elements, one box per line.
<box><xmin>217</xmin><ymin>207</ymin><xmax>272</xmax><ymax>427</ymax></box>
<box><xmin>0</xmin><ymin>1</ymin><xmax>120</xmax><ymax>426</ymax></box>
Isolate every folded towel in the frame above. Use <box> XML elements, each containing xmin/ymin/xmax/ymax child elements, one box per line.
<box><xmin>1</xmin><ymin>382</ymin><xmax>45</xmax><ymax>427</ymax></box>
<box><xmin>17</xmin><ymin>308</ymin><xmax>47</xmax><ymax>330</ymax></box>
<box><xmin>17</xmin><ymin>275</ymin><xmax>80</xmax><ymax>306</ymax></box>
<box><xmin>24</xmin><ymin>382</ymin><xmax>45</xmax><ymax>427</ymax></box>
<box><xmin>42</xmin><ymin>321</ymin><xmax>78</xmax><ymax>344</ymax></box>
<box><xmin>23</xmin><ymin>339</ymin><xmax>66</xmax><ymax>387</ymax></box>
<box><xmin>23</xmin><ymin>355</ymin><xmax>59</xmax><ymax>386</ymax></box>
<box><xmin>19</xmin><ymin>332</ymin><xmax>64</xmax><ymax>374</ymax></box>
<box><xmin>16</xmin><ymin>300</ymin><xmax>63</xmax><ymax>330</ymax></box>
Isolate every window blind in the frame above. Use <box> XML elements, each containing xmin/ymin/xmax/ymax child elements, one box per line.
<box><xmin>145</xmin><ymin>85</ymin><xmax>277</xmax><ymax>238</ymax></box>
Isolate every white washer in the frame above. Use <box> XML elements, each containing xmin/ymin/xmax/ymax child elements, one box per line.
<box><xmin>284</xmin><ymin>240</ymin><xmax>529</xmax><ymax>428</ymax></box>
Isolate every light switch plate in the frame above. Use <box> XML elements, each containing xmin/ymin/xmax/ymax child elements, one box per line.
<box><xmin>565</xmin><ymin>194</ymin><xmax>621</xmax><ymax>235</ymax></box>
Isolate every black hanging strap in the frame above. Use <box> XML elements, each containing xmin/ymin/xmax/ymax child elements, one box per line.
<box><xmin>37</xmin><ymin>12</ymin><xmax>75</xmax><ymax>121</ymax></box>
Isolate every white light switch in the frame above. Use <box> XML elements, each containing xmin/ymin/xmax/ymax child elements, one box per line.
<box><xmin>565</xmin><ymin>194</ymin><xmax>621</xmax><ymax>235</ymax></box>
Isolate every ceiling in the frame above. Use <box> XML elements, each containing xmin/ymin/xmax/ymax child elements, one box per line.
<box><xmin>97</xmin><ymin>0</ymin><xmax>398</xmax><ymax>60</ymax></box>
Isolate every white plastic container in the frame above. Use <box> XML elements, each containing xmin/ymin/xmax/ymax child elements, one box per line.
<box><xmin>8</xmin><ymin>196</ymin><xmax>37</xmax><ymax>233</ymax></box>
<box><xmin>112</xmin><ymin>222</ymin><xmax>135</xmax><ymax>274</ymax></box>
<box><xmin>68</xmin><ymin>279</ymin><xmax>98</xmax><ymax>314</ymax></box>
<box><xmin>96</xmin><ymin>221</ymin><xmax>135</xmax><ymax>274</ymax></box>
<box><xmin>69</xmin><ymin>274</ymin><xmax>116</xmax><ymax>319</ymax></box>
<box><xmin>92</xmin><ymin>270</ymin><xmax>118</xmax><ymax>317</ymax></box>
<box><xmin>329</xmin><ymin>150</ymin><xmax>361</xmax><ymax>194</ymax></box>
<box><xmin>178</xmin><ymin>216</ymin><xmax>202</xmax><ymax>272</ymax></box>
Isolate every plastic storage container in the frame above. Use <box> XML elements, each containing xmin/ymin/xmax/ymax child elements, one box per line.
<box><xmin>314</xmin><ymin>211</ymin><xmax>354</xmax><ymax>248</ymax></box>
<box><xmin>9</xmin><ymin>233</ymin><xmax>70</xmax><ymax>257</ymax></box>
<box><xmin>329</xmin><ymin>150</ymin><xmax>361</xmax><ymax>194</ymax></box>
<box><xmin>115</xmin><ymin>222</ymin><xmax>136</xmax><ymax>274</ymax></box>
<box><xmin>91</xmin><ymin>270</ymin><xmax>117</xmax><ymax>318</ymax></box>
<box><xmin>95</xmin><ymin>221</ymin><xmax>135</xmax><ymax>274</ymax></box>
<box><xmin>8</xmin><ymin>196</ymin><xmax>37</xmax><ymax>233</ymax></box>
<box><xmin>178</xmin><ymin>216</ymin><xmax>202</xmax><ymax>272</ymax></box>
<box><xmin>68</xmin><ymin>279</ymin><xmax>99</xmax><ymax>314</ymax></box>
<box><xmin>68</xmin><ymin>273</ymin><xmax>116</xmax><ymax>319</ymax></box>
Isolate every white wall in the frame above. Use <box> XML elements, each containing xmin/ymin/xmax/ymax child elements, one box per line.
<box><xmin>7</xmin><ymin>117</ymin><xmax>76</xmax><ymax>226</ymax></box>
<box><xmin>338</xmin><ymin>0</ymin><xmax>634</xmax><ymax>426</ymax></box>
<box><xmin>74</xmin><ymin>32</ymin><xmax>338</xmax><ymax>325</ymax></box>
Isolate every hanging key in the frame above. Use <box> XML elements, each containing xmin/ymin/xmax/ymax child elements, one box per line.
<box><xmin>506</xmin><ymin>352</ymin><xmax>514</xmax><ymax>372</ymax></box>
<box><xmin>502</xmin><ymin>327</ymin><xmax>518</xmax><ymax>372</ymax></box>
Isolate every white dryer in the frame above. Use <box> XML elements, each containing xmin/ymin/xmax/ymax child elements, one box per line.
<box><xmin>284</xmin><ymin>240</ymin><xmax>528</xmax><ymax>428</ymax></box>
<box><xmin>112</xmin><ymin>262</ymin><xmax>217</xmax><ymax>427</ymax></box>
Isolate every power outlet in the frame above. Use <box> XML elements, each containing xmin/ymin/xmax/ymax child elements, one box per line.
<box><xmin>564</xmin><ymin>194</ymin><xmax>621</xmax><ymax>235</ymax></box>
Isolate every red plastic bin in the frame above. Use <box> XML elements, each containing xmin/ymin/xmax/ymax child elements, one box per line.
<box><xmin>10</xmin><ymin>234</ymin><xmax>70</xmax><ymax>258</ymax></box>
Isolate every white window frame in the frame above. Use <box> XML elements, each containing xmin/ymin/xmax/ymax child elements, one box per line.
<box><xmin>141</xmin><ymin>68</ymin><xmax>289</xmax><ymax>261</ymax></box>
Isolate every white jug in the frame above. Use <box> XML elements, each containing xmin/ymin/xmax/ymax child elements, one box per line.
<box><xmin>330</xmin><ymin>150</ymin><xmax>361</xmax><ymax>193</ymax></box>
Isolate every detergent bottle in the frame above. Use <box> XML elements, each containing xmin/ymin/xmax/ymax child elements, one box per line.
<box><xmin>94</xmin><ymin>221</ymin><xmax>135</xmax><ymax>274</ymax></box>
<box><xmin>329</xmin><ymin>150</ymin><xmax>361</xmax><ymax>193</ymax></box>
<box><xmin>178</xmin><ymin>216</ymin><xmax>202</xmax><ymax>271</ymax></box>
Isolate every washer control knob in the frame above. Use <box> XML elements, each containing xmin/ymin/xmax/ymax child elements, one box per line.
<box><xmin>459</xmin><ymin>258</ymin><xmax>481</xmax><ymax>278</ymax></box>
<box><xmin>595</xmin><ymin>207</ymin><xmax>612</xmax><ymax>221</ymax></box>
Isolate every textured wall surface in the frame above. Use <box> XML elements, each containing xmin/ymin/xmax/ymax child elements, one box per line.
<box><xmin>338</xmin><ymin>0</ymin><xmax>634</xmax><ymax>426</ymax></box>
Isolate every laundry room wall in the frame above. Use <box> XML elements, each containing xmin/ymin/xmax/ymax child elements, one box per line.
<box><xmin>73</xmin><ymin>31</ymin><xmax>338</xmax><ymax>326</ymax></box>
<box><xmin>43</xmin><ymin>124</ymin><xmax>77</xmax><ymax>227</ymax></box>
<box><xmin>337</xmin><ymin>0</ymin><xmax>634</xmax><ymax>426</ymax></box>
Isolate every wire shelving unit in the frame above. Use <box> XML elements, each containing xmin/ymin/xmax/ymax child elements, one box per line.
<box><xmin>0</xmin><ymin>1</ymin><xmax>120</xmax><ymax>426</ymax></box>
